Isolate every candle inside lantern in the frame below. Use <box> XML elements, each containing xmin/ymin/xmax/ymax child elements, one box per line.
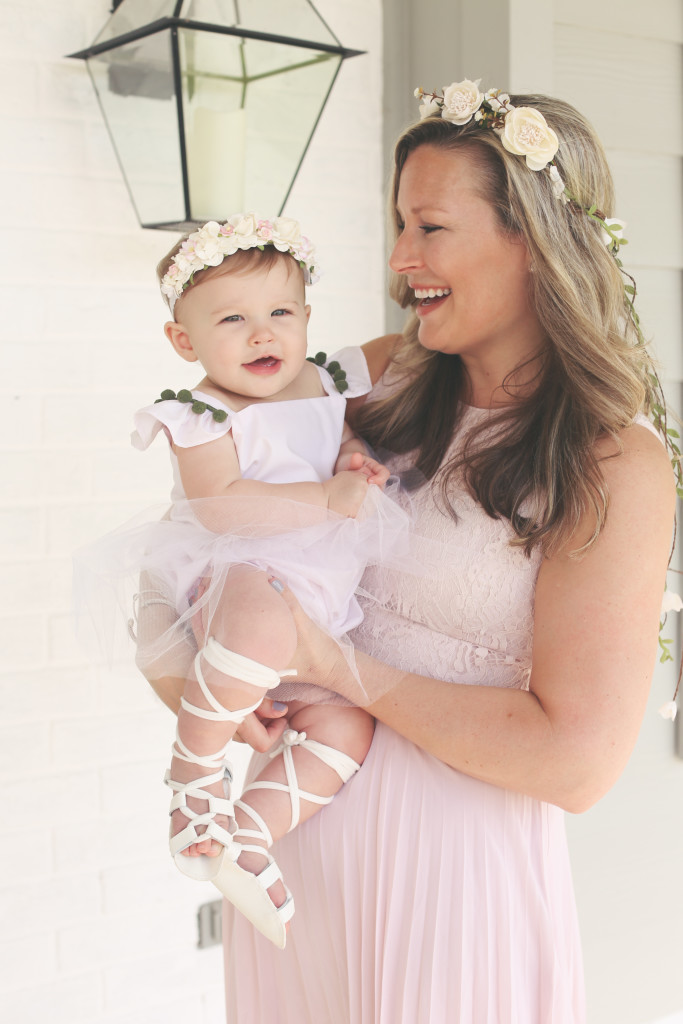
<box><xmin>188</xmin><ymin>106</ymin><xmax>247</xmax><ymax>220</ymax></box>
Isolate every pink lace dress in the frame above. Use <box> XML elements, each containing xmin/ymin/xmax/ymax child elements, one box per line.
<box><xmin>223</xmin><ymin>403</ymin><xmax>585</xmax><ymax>1023</ymax></box>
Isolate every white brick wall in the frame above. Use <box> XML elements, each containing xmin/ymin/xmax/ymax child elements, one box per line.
<box><xmin>0</xmin><ymin>1</ymin><xmax>384</xmax><ymax>1022</ymax></box>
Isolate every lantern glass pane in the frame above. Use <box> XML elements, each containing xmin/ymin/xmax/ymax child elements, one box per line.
<box><xmin>93</xmin><ymin>1</ymin><xmax>177</xmax><ymax>47</ymax></box>
<box><xmin>87</xmin><ymin>29</ymin><xmax>186</xmax><ymax>227</ymax></box>
<box><xmin>181</xmin><ymin>0</ymin><xmax>340</xmax><ymax>47</ymax></box>
<box><xmin>178</xmin><ymin>29</ymin><xmax>340</xmax><ymax>221</ymax></box>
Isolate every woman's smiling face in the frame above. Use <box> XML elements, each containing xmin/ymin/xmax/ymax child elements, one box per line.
<box><xmin>390</xmin><ymin>144</ymin><xmax>546</xmax><ymax>394</ymax></box>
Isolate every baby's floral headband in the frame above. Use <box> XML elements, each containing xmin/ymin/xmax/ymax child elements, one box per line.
<box><xmin>414</xmin><ymin>80</ymin><xmax>627</xmax><ymax>255</ymax></box>
<box><xmin>161</xmin><ymin>213</ymin><xmax>319</xmax><ymax>314</ymax></box>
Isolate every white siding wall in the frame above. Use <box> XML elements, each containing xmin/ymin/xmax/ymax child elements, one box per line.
<box><xmin>0</xmin><ymin>2</ymin><xmax>384</xmax><ymax>1022</ymax></box>
<box><xmin>553</xmin><ymin>6</ymin><xmax>683</xmax><ymax>1023</ymax></box>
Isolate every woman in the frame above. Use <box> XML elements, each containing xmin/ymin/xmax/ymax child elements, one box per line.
<box><xmin>154</xmin><ymin>84</ymin><xmax>675</xmax><ymax>1021</ymax></box>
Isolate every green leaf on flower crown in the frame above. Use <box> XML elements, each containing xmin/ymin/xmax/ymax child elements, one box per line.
<box><xmin>667</xmin><ymin>428</ymin><xmax>680</xmax><ymax>438</ymax></box>
<box><xmin>177</xmin><ymin>390</ymin><xmax>193</xmax><ymax>403</ymax></box>
<box><xmin>624</xmin><ymin>285</ymin><xmax>635</xmax><ymax>295</ymax></box>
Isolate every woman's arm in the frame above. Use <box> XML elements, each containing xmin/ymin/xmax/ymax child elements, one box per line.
<box><xmin>345</xmin><ymin>334</ymin><xmax>401</xmax><ymax>423</ymax></box>
<box><xmin>281</xmin><ymin>424</ymin><xmax>675</xmax><ymax>812</ymax></box>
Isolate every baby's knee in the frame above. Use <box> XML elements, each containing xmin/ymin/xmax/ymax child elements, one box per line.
<box><xmin>289</xmin><ymin>704</ymin><xmax>375</xmax><ymax>766</ymax></box>
<box><xmin>208</xmin><ymin>567</ymin><xmax>297</xmax><ymax>669</ymax></box>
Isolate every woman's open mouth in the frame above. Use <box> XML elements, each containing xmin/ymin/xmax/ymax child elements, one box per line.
<box><xmin>413</xmin><ymin>287</ymin><xmax>452</xmax><ymax>313</ymax></box>
<box><xmin>244</xmin><ymin>356</ymin><xmax>282</xmax><ymax>375</ymax></box>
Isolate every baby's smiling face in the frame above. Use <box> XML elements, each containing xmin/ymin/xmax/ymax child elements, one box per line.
<box><xmin>165</xmin><ymin>257</ymin><xmax>311</xmax><ymax>405</ymax></box>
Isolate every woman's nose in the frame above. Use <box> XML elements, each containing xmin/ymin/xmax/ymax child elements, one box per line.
<box><xmin>389</xmin><ymin>230</ymin><xmax>421</xmax><ymax>275</ymax></box>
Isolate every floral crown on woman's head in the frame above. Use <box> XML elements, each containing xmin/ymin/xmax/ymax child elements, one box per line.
<box><xmin>161</xmin><ymin>213</ymin><xmax>320</xmax><ymax>314</ymax></box>
<box><xmin>414</xmin><ymin>79</ymin><xmax>627</xmax><ymax>254</ymax></box>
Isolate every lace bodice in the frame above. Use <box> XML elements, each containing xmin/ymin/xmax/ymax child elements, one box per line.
<box><xmin>351</xmin><ymin>405</ymin><xmax>542</xmax><ymax>690</ymax></box>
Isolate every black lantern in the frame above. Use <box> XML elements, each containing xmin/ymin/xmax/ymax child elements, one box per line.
<box><xmin>69</xmin><ymin>1</ymin><xmax>364</xmax><ymax>231</ymax></box>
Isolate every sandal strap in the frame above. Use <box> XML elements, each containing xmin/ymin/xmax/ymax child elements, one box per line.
<box><xmin>180</xmin><ymin>638</ymin><xmax>297</xmax><ymax>724</ymax></box>
<box><xmin>172</xmin><ymin>734</ymin><xmax>233</xmax><ymax>769</ymax></box>
<box><xmin>203</xmin><ymin>636</ymin><xmax>297</xmax><ymax>688</ymax></box>
<box><xmin>166</xmin><ymin>761</ymin><xmax>237</xmax><ymax>856</ymax></box>
<box><xmin>170</xmin><ymin>816</ymin><xmax>235</xmax><ymax>857</ymax></box>
<box><xmin>184</xmin><ymin>645</ymin><xmax>265</xmax><ymax>724</ymax></box>
<box><xmin>233</xmin><ymin>800</ymin><xmax>274</xmax><ymax>848</ymax></box>
<box><xmin>272</xmin><ymin>730</ymin><xmax>362</xmax><ymax>783</ymax></box>
<box><xmin>241</xmin><ymin>729</ymin><xmax>362</xmax><ymax>833</ymax></box>
<box><xmin>128</xmin><ymin>588</ymin><xmax>176</xmax><ymax>641</ymax></box>
<box><xmin>224</xmin><ymin>843</ymin><xmax>296</xmax><ymax>928</ymax></box>
<box><xmin>225</xmin><ymin>840</ymin><xmax>293</xmax><ymax>915</ymax></box>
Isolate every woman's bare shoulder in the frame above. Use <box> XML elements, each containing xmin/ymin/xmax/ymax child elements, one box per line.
<box><xmin>597</xmin><ymin>420</ymin><xmax>675</xmax><ymax>499</ymax></box>
<box><xmin>361</xmin><ymin>334</ymin><xmax>402</xmax><ymax>385</ymax></box>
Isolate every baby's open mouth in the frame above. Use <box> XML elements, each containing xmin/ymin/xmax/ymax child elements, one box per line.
<box><xmin>244</xmin><ymin>356</ymin><xmax>282</xmax><ymax>374</ymax></box>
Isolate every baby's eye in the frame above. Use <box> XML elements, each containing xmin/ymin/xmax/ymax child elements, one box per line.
<box><xmin>222</xmin><ymin>314</ymin><xmax>242</xmax><ymax>322</ymax></box>
<box><xmin>271</xmin><ymin>308</ymin><xmax>291</xmax><ymax>317</ymax></box>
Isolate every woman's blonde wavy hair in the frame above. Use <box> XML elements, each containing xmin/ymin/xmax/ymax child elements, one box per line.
<box><xmin>355</xmin><ymin>95</ymin><xmax>665</xmax><ymax>556</ymax></box>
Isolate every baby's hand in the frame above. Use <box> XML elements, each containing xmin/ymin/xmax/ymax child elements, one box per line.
<box><xmin>334</xmin><ymin>450</ymin><xmax>391</xmax><ymax>487</ymax></box>
<box><xmin>323</xmin><ymin>471</ymin><xmax>370</xmax><ymax>517</ymax></box>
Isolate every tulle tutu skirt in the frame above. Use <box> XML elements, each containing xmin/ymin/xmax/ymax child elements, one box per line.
<box><xmin>74</xmin><ymin>484</ymin><xmax>421</xmax><ymax>705</ymax></box>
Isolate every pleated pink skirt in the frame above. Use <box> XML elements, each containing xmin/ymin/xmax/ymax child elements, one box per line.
<box><xmin>223</xmin><ymin>723</ymin><xmax>585</xmax><ymax>1023</ymax></box>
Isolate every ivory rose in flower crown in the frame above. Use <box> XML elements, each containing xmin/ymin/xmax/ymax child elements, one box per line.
<box><xmin>231</xmin><ymin>213</ymin><xmax>260</xmax><ymax>244</ymax></box>
<box><xmin>441</xmin><ymin>79</ymin><xmax>484</xmax><ymax>125</ymax></box>
<box><xmin>271</xmin><ymin>216</ymin><xmax>306</xmax><ymax>250</ymax></box>
<box><xmin>193</xmin><ymin>220</ymin><xmax>229</xmax><ymax>265</ymax></box>
<box><xmin>499</xmin><ymin>106</ymin><xmax>560</xmax><ymax>171</ymax></box>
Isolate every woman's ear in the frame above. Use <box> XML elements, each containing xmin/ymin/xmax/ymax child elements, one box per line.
<box><xmin>305</xmin><ymin>304</ymin><xmax>311</xmax><ymax>323</ymax></box>
<box><xmin>164</xmin><ymin>321</ymin><xmax>198</xmax><ymax>362</ymax></box>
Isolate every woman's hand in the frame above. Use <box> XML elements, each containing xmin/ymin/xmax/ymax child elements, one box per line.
<box><xmin>267</xmin><ymin>577</ymin><xmax>364</xmax><ymax>703</ymax></box>
<box><xmin>234</xmin><ymin>697</ymin><xmax>290</xmax><ymax>752</ymax></box>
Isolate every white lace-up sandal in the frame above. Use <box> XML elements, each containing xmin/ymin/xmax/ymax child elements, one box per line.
<box><xmin>231</xmin><ymin>728</ymin><xmax>362</xmax><ymax>923</ymax></box>
<box><xmin>166</xmin><ymin>636</ymin><xmax>296</xmax><ymax>949</ymax></box>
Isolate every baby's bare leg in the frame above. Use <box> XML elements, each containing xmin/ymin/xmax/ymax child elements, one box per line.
<box><xmin>232</xmin><ymin>703</ymin><xmax>375</xmax><ymax>901</ymax></box>
<box><xmin>170</xmin><ymin>565</ymin><xmax>297</xmax><ymax>868</ymax></box>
